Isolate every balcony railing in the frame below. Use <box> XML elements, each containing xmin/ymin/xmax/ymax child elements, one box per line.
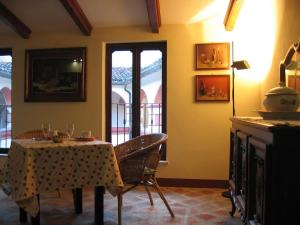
<box><xmin>112</xmin><ymin>103</ymin><xmax>162</xmax><ymax>146</ymax></box>
<box><xmin>0</xmin><ymin>103</ymin><xmax>162</xmax><ymax>148</ymax></box>
<box><xmin>0</xmin><ymin>104</ymin><xmax>11</xmax><ymax>149</ymax></box>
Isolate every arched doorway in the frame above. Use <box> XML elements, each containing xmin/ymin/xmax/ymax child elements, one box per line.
<box><xmin>140</xmin><ymin>89</ymin><xmax>148</xmax><ymax>135</ymax></box>
<box><xmin>153</xmin><ymin>85</ymin><xmax>162</xmax><ymax>132</ymax></box>
<box><xmin>111</xmin><ymin>91</ymin><xmax>129</xmax><ymax>144</ymax></box>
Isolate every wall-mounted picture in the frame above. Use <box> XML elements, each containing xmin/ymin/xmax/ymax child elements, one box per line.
<box><xmin>24</xmin><ymin>47</ymin><xmax>86</xmax><ymax>102</ymax></box>
<box><xmin>195</xmin><ymin>75</ymin><xmax>230</xmax><ymax>102</ymax></box>
<box><xmin>195</xmin><ymin>42</ymin><xmax>230</xmax><ymax>70</ymax></box>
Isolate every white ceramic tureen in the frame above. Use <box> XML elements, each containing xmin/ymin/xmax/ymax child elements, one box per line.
<box><xmin>263</xmin><ymin>82</ymin><xmax>300</xmax><ymax>112</ymax></box>
<box><xmin>263</xmin><ymin>41</ymin><xmax>300</xmax><ymax>113</ymax></box>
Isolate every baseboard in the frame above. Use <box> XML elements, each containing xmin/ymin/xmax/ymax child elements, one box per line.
<box><xmin>156</xmin><ymin>178</ymin><xmax>228</xmax><ymax>189</ymax></box>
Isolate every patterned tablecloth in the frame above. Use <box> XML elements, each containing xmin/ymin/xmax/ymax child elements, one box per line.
<box><xmin>1</xmin><ymin>139</ymin><xmax>123</xmax><ymax>217</ymax></box>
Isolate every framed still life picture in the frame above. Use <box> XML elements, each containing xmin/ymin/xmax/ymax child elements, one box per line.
<box><xmin>195</xmin><ymin>42</ymin><xmax>230</xmax><ymax>70</ymax></box>
<box><xmin>24</xmin><ymin>47</ymin><xmax>86</xmax><ymax>102</ymax></box>
<box><xmin>195</xmin><ymin>75</ymin><xmax>230</xmax><ymax>102</ymax></box>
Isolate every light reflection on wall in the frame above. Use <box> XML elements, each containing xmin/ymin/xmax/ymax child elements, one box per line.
<box><xmin>188</xmin><ymin>0</ymin><xmax>228</xmax><ymax>24</ymax></box>
<box><xmin>191</xmin><ymin>0</ymin><xmax>277</xmax><ymax>83</ymax></box>
<box><xmin>231</xmin><ymin>0</ymin><xmax>277</xmax><ymax>82</ymax></box>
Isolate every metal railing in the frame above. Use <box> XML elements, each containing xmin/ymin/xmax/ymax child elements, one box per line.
<box><xmin>111</xmin><ymin>103</ymin><xmax>162</xmax><ymax>146</ymax></box>
<box><xmin>0</xmin><ymin>104</ymin><xmax>11</xmax><ymax>149</ymax></box>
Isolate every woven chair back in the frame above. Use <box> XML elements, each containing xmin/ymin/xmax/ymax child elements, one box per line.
<box><xmin>114</xmin><ymin>133</ymin><xmax>167</xmax><ymax>184</ymax></box>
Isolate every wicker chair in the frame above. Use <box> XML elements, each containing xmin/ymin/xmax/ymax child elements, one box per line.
<box><xmin>114</xmin><ymin>133</ymin><xmax>174</xmax><ymax>225</ymax></box>
<box><xmin>1</xmin><ymin>131</ymin><xmax>44</xmax><ymax>179</ymax></box>
<box><xmin>0</xmin><ymin>154</ymin><xmax>7</xmax><ymax>185</ymax></box>
<box><xmin>15</xmin><ymin>129</ymin><xmax>66</xmax><ymax>197</ymax></box>
<box><xmin>15</xmin><ymin>129</ymin><xmax>45</xmax><ymax>139</ymax></box>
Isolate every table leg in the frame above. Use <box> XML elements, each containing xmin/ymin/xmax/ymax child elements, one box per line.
<box><xmin>72</xmin><ymin>188</ymin><xmax>83</xmax><ymax>214</ymax></box>
<box><xmin>31</xmin><ymin>194</ymin><xmax>40</xmax><ymax>225</ymax></box>
<box><xmin>20</xmin><ymin>207</ymin><xmax>40</xmax><ymax>225</ymax></box>
<box><xmin>19</xmin><ymin>207</ymin><xmax>27</xmax><ymax>222</ymax></box>
<box><xmin>30</xmin><ymin>211</ymin><xmax>40</xmax><ymax>225</ymax></box>
<box><xmin>95</xmin><ymin>186</ymin><xmax>104</xmax><ymax>225</ymax></box>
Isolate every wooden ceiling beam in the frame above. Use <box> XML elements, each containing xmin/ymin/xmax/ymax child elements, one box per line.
<box><xmin>0</xmin><ymin>2</ymin><xmax>31</xmax><ymax>39</ymax></box>
<box><xmin>145</xmin><ymin>0</ymin><xmax>161</xmax><ymax>33</ymax></box>
<box><xmin>60</xmin><ymin>0</ymin><xmax>93</xmax><ymax>36</ymax></box>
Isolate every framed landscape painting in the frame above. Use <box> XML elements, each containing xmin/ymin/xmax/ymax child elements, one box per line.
<box><xmin>24</xmin><ymin>47</ymin><xmax>86</xmax><ymax>102</ymax></box>
<box><xmin>195</xmin><ymin>42</ymin><xmax>230</xmax><ymax>70</ymax></box>
<box><xmin>195</xmin><ymin>75</ymin><xmax>230</xmax><ymax>102</ymax></box>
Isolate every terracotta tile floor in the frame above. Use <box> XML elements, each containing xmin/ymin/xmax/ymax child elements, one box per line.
<box><xmin>0</xmin><ymin>187</ymin><xmax>242</xmax><ymax>225</ymax></box>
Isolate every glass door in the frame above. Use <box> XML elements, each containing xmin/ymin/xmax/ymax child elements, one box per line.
<box><xmin>140</xmin><ymin>50</ymin><xmax>163</xmax><ymax>135</ymax></box>
<box><xmin>111</xmin><ymin>50</ymin><xmax>133</xmax><ymax>145</ymax></box>
<box><xmin>106</xmin><ymin>42</ymin><xmax>167</xmax><ymax>158</ymax></box>
<box><xmin>0</xmin><ymin>48</ymin><xmax>12</xmax><ymax>152</ymax></box>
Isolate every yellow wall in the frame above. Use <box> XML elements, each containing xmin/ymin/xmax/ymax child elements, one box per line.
<box><xmin>0</xmin><ymin>0</ymin><xmax>298</xmax><ymax>180</ymax></box>
<box><xmin>261</xmin><ymin>0</ymin><xmax>300</xmax><ymax>99</ymax></box>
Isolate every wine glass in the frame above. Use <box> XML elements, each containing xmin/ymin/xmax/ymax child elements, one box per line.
<box><xmin>41</xmin><ymin>123</ymin><xmax>51</xmax><ymax>139</ymax></box>
<box><xmin>66</xmin><ymin>123</ymin><xmax>75</xmax><ymax>139</ymax></box>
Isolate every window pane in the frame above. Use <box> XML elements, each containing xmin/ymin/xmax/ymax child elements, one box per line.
<box><xmin>0</xmin><ymin>54</ymin><xmax>12</xmax><ymax>148</ymax></box>
<box><xmin>140</xmin><ymin>50</ymin><xmax>162</xmax><ymax>135</ymax></box>
<box><xmin>111</xmin><ymin>51</ymin><xmax>132</xmax><ymax>146</ymax></box>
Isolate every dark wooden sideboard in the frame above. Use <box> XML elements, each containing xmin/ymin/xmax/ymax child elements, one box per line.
<box><xmin>229</xmin><ymin>117</ymin><xmax>300</xmax><ymax>225</ymax></box>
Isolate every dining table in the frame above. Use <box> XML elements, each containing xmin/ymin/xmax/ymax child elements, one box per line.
<box><xmin>0</xmin><ymin>138</ymin><xmax>123</xmax><ymax>225</ymax></box>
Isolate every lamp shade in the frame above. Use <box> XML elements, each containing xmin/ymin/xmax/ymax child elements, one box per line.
<box><xmin>231</xmin><ymin>60</ymin><xmax>250</xmax><ymax>70</ymax></box>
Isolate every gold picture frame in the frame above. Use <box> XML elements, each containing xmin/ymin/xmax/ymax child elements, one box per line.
<box><xmin>195</xmin><ymin>43</ymin><xmax>230</xmax><ymax>70</ymax></box>
<box><xmin>195</xmin><ymin>75</ymin><xmax>230</xmax><ymax>102</ymax></box>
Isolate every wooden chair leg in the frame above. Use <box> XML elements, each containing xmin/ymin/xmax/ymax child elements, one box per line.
<box><xmin>152</xmin><ymin>177</ymin><xmax>175</xmax><ymax>218</ymax></box>
<box><xmin>144</xmin><ymin>184</ymin><xmax>154</xmax><ymax>205</ymax></box>
<box><xmin>117</xmin><ymin>193</ymin><xmax>122</xmax><ymax>225</ymax></box>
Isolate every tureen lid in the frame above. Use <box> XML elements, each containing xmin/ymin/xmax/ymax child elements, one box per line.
<box><xmin>265</xmin><ymin>82</ymin><xmax>299</xmax><ymax>96</ymax></box>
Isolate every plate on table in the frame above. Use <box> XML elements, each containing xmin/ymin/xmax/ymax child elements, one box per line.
<box><xmin>257</xmin><ymin>110</ymin><xmax>300</xmax><ymax>120</ymax></box>
<box><xmin>74</xmin><ymin>136</ymin><xmax>96</xmax><ymax>142</ymax></box>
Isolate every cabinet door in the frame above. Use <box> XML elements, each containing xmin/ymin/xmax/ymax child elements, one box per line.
<box><xmin>229</xmin><ymin>128</ymin><xmax>236</xmax><ymax>188</ymax></box>
<box><xmin>248</xmin><ymin>137</ymin><xmax>269</xmax><ymax>225</ymax></box>
<box><xmin>235</xmin><ymin>131</ymin><xmax>249</xmax><ymax>221</ymax></box>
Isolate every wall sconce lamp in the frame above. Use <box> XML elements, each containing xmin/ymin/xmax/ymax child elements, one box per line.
<box><xmin>231</xmin><ymin>59</ymin><xmax>250</xmax><ymax>116</ymax></box>
<box><xmin>224</xmin><ymin>0</ymin><xmax>245</xmax><ymax>31</ymax></box>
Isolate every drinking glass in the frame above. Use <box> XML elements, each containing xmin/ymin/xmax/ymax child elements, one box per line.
<box><xmin>66</xmin><ymin>123</ymin><xmax>75</xmax><ymax>139</ymax></box>
<box><xmin>41</xmin><ymin>123</ymin><xmax>51</xmax><ymax>139</ymax></box>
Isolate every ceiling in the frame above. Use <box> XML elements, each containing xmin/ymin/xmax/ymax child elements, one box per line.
<box><xmin>0</xmin><ymin>0</ymin><xmax>227</xmax><ymax>36</ymax></box>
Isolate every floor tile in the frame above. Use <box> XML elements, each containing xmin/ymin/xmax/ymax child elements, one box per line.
<box><xmin>0</xmin><ymin>187</ymin><xmax>242</xmax><ymax>225</ymax></box>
